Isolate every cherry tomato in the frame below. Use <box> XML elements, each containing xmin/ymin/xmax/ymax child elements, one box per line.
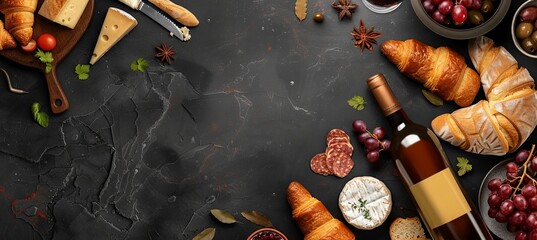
<box><xmin>21</xmin><ymin>39</ymin><xmax>37</xmax><ymax>52</ymax></box>
<box><xmin>37</xmin><ymin>33</ymin><xmax>57</xmax><ymax>51</ymax></box>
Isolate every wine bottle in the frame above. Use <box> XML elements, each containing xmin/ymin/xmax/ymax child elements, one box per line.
<box><xmin>367</xmin><ymin>73</ymin><xmax>492</xmax><ymax>240</ymax></box>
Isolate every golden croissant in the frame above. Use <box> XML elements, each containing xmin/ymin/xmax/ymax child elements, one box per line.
<box><xmin>0</xmin><ymin>20</ymin><xmax>16</xmax><ymax>50</ymax></box>
<box><xmin>287</xmin><ymin>181</ymin><xmax>355</xmax><ymax>240</ymax></box>
<box><xmin>431</xmin><ymin>36</ymin><xmax>537</xmax><ymax>155</ymax></box>
<box><xmin>381</xmin><ymin>39</ymin><xmax>481</xmax><ymax>107</ymax></box>
<box><xmin>0</xmin><ymin>0</ymin><xmax>38</xmax><ymax>46</ymax></box>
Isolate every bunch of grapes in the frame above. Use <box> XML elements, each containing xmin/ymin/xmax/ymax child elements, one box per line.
<box><xmin>421</xmin><ymin>0</ymin><xmax>495</xmax><ymax>27</ymax></box>
<box><xmin>487</xmin><ymin>146</ymin><xmax>537</xmax><ymax>239</ymax></box>
<box><xmin>351</xmin><ymin>120</ymin><xmax>391</xmax><ymax>163</ymax></box>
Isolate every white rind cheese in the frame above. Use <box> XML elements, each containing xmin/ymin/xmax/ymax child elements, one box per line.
<box><xmin>38</xmin><ymin>0</ymin><xmax>90</xmax><ymax>29</ymax></box>
<box><xmin>89</xmin><ymin>7</ymin><xmax>138</xmax><ymax>65</ymax></box>
<box><xmin>339</xmin><ymin>176</ymin><xmax>392</xmax><ymax>230</ymax></box>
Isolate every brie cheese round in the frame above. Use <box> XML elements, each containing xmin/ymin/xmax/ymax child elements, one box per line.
<box><xmin>339</xmin><ymin>176</ymin><xmax>392</xmax><ymax>230</ymax></box>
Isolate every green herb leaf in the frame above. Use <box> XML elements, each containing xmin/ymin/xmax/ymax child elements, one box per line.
<box><xmin>130</xmin><ymin>58</ymin><xmax>149</xmax><ymax>72</ymax></box>
<box><xmin>192</xmin><ymin>228</ymin><xmax>215</xmax><ymax>240</ymax></box>
<box><xmin>241</xmin><ymin>210</ymin><xmax>273</xmax><ymax>227</ymax></box>
<box><xmin>75</xmin><ymin>64</ymin><xmax>91</xmax><ymax>80</ymax></box>
<box><xmin>421</xmin><ymin>89</ymin><xmax>443</xmax><ymax>106</ymax></box>
<box><xmin>456</xmin><ymin>157</ymin><xmax>472</xmax><ymax>176</ymax></box>
<box><xmin>35</xmin><ymin>49</ymin><xmax>54</xmax><ymax>73</ymax></box>
<box><xmin>349</xmin><ymin>198</ymin><xmax>371</xmax><ymax>220</ymax></box>
<box><xmin>348</xmin><ymin>95</ymin><xmax>366</xmax><ymax>110</ymax></box>
<box><xmin>210</xmin><ymin>209</ymin><xmax>237</xmax><ymax>224</ymax></box>
<box><xmin>31</xmin><ymin>102</ymin><xmax>49</xmax><ymax>128</ymax></box>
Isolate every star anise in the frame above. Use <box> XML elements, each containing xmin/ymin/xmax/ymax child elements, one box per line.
<box><xmin>351</xmin><ymin>19</ymin><xmax>382</xmax><ymax>52</ymax></box>
<box><xmin>332</xmin><ymin>0</ymin><xmax>358</xmax><ymax>20</ymax></box>
<box><xmin>155</xmin><ymin>43</ymin><xmax>176</xmax><ymax>64</ymax></box>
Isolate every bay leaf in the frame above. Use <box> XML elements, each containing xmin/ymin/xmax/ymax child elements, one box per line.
<box><xmin>421</xmin><ymin>89</ymin><xmax>443</xmax><ymax>106</ymax></box>
<box><xmin>192</xmin><ymin>228</ymin><xmax>216</xmax><ymax>240</ymax></box>
<box><xmin>210</xmin><ymin>209</ymin><xmax>237</xmax><ymax>224</ymax></box>
<box><xmin>241</xmin><ymin>210</ymin><xmax>273</xmax><ymax>227</ymax></box>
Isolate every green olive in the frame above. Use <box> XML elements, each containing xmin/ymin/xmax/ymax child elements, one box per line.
<box><xmin>532</xmin><ymin>31</ymin><xmax>537</xmax><ymax>43</ymax></box>
<box><xmin>480</xmin><ymin>0</ymin><xmax>495</xmax><ymax>17</ymax></box>
<box><xmin>516</xmin><ymin>22</ymin><xmax>534</xmax><ymax>39</ymax></box>
<box><xmin>468</xmin><ymin>10</ymin><xmax>484</xmax><ymax>26</ymax></box>
<box><xmin>521</xmin><ymin>37</ymin><xmax>537</xmax><ymax>54</ymax></box>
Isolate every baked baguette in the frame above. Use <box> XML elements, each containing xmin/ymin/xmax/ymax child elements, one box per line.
<box><xmin>148</xmin><ymin>0</ymin><xmax>199</xmax><ymax>27</ymax></box>
<box><xmin>0</xmin><ymin>20</ymin><xmax>17</xmax><ymax>50</ymax></box>
<box><xmin>431</xmin><ymin>36</ymin><xmax>537</xmax><ymax>155</ymax></box>
<box><xmin>381</xmin><ymin>39</ymin><xmax>480</xmax><ymax>107</ymax></box>
<box><xmin>0</xmin><ymin>0</ymin><xmax>38</xmax><ymax>46</ymax></box>
<box><xmin>287</xmin><ymin>181</ymin><xmax>355</xmax><ymax>240</ymax></box>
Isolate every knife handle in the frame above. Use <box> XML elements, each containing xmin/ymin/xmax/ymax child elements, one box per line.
<box><xmin>118</xmin><ymin>0</ymin><xmax>142</xmax><ymax>9</ymax></box>
<box><xmin>148</xmin><ymin>0</ymin><xmax>199</xmax><ymax>27</ymax></box>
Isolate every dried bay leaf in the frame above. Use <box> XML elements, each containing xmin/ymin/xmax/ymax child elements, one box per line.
<box><xmin>210</xmin><ymin>209</ymin><xmax>237</xmax><ymax>224</ymax></box>
<box><xmin>192</xmin><ymin>228</ymin><xmax>216</xmax><ymax>240</ymax></box>
<box><xmin>295</xmin><ymin>0</ymin><xmax>307</xmax><ymax>21</ymax></box>
<box><xmin>421</xmin><ymin>89</ymin><xmax>443</xmax><ymax>106</ymax></box>
<box><xmin>241</xmin><ymin>210</ymin><xmax>273</xmax><ymax>227</ymax></box>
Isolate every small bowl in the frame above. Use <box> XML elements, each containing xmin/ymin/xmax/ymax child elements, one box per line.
<box><xmin>246</xmin><ymin>228</ymin><xmax>288</xmax><ymax>240</ymax></box>
<box><xmin>411</xmin><ymin>0</ymin><xmax>511</xmax><ymax>40</ymax></box>
<box><xmin>511</xmin><ymin>0</ymin><xmax>537</xmax><ymax>59</ymax></box>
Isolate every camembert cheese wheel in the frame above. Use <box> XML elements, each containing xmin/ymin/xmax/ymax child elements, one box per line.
<box><xmin>89</xmin><ymin>7</ymin><xmax>137</xmax><ymax>65</ymax></box>
<box><xmin>339</xmin><ymin>176</ymin><xmax>392</xmax><ymax>230</ymax></box>
<box><xmin>38</xmin><ymin>0</ymin><xmax>90</xmax><ymax>29</ymax></box>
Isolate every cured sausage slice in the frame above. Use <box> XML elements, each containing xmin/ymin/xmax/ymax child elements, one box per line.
<box><xmin>310</xmin><ymin>153</ymin><xmax>331</xmax><ymax>176</ymax></box>
<box><xmin>332</xmin><ymin>154</ymin><xmax>354</xmax><ymax>178</ymax></box>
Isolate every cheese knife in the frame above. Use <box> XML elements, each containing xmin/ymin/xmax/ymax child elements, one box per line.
<box><xmin>118</xmin><ymin>0</ymin><xmax>184</xmax><ymax>41</ymax></box>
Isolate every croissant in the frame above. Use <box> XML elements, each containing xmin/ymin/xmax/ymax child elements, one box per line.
<box><xmin>0</xmin><ymin>0</ymin><xmax>38</xmax><ymax>46</ymax></box>
<box><xmin>381</xmin><ymin>39</ymin><xmax>481</xmax><ymax>107</ymax></box>
<box><xmin>287</xmin><ymin>181</ymin><xmax>355</xmax><ymax>240</ymax></box>
<box><xmin>431</xmin><ymin>36</ymin><xmax>537</xmax><ymax>155</ymax></box>
<box><xmin>0</xmin><ymin>20</ymin><xmax>16</xmax><ymax>50</ymax></box>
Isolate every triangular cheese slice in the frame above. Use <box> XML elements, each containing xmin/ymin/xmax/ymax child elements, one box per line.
<box><xmin>89</xmin><ymin>7</ymin><xmax>137</xmax><ymax>65</ymax></box>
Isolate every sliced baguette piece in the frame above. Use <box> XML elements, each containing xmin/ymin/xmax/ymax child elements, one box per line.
<box><xmin>389</xmin><ymin>217</ymin><xmax>428</xmax><ymax>240</ymax></box>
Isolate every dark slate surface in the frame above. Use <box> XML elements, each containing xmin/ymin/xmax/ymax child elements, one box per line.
<box><xmin>0</xmin><ymin>0</ymin><xmax>535</xmax><ymax>239</ymax></box>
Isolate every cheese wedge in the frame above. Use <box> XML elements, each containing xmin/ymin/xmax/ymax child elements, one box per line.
<box><xmin>38</xmin><ymin>0</ymin><xmax>90</xmax><ymax>29</ymax></box>
<box><xmin>339</xmin><ymin>176</ymin><xmax>392</xmax><ymax>230</ymax></box>
<box><xmin>89</xmin><ymin>7</ymin><xmax>137</xmax><ymax>65</ymax></box>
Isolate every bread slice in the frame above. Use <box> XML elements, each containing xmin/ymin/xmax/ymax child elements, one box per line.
<box><xmin>389</xmin><ymin>217</ymin><xmax>428</xmax><ymax>240</ymax></box>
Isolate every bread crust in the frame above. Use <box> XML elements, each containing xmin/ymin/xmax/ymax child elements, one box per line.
<box><xmin>0</xmin><ymin>0</ymin><xmax>38</xmax><ymax>46</ymax></box>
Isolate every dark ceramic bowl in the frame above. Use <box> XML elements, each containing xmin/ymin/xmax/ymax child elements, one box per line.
<box><xmin>411</xmin><ymin>0</ymin><xmax>511</xmax><ymax>40</ymax></box>
<box><xmin>246</xmin><ymin>228</ymin><xmax>288</xmax><ymax>240</ymax></box>
<box><xmin>511</xmin><ymin>0</ymin><xmax>537</xmax><ymax>58</ymax></box>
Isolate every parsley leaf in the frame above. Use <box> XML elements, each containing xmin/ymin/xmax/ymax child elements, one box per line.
<box><xmin>35</xmin><ymin>49</ymin><xmax>54</xmax><ymax>74</ymax></box>
<box><xmin>31</xmin><ymin>102</ymin><xmax>49</xmax><ymax>128</ymax></box>
<box><xmin>456</xmin><ymin>157</ymin><xmax>472</xmax><ymax>176</ymax></box>
<box><xmin>75</xmin><ymin>64</ymin><xmax>91</xmax><ymax>80</ymax></box>
<box><xmin>130</xmin><ymin>58</ymin><xmax>149</xmax><ymax>72</ymax></box>
<box><xmin>348</xmin><ymin>95</ymin><xmax>366</xmax><ymax>110</ymax></box>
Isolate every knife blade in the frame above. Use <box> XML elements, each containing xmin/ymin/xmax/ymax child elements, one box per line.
<box><xmin>118</xmin><ymin>0</ymin><xmax>184</xmax><ymax>41</ymax></box>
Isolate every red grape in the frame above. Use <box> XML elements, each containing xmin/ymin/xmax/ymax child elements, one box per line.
<box><xmin>470</xmin><ymin>0</ymin><xmax>481</xmax><ymax>10</ymax></box>
<box><xmin>529</xmin><ymin>196</ymin><xmax>537</xmax><ymax>210</ymax></box>
<box><xmin>432</xmin><ymin>10</ymin><xmax>446</xmax><ymax>24</ymax></box>
<box><xmin>422</xmin><ymin>0</ymin><xmax>436</xmax><ymax>14</ymax></box>
<box><xmin>530</xmin><ymin>230</ymin><xmax>537</xmax><ymax>239</ymax></box>
<box><xmin>432</xmin><ymin>0</ymin><xmax>443</xmax><ymax>4</ymax></box>
<box><xmin>527</xmin><ymin>213</ymin><xmax>537</xmax><ymax>229</ymax></box>
<box><xmin>516</xmin><ymin>150</ymin><xmax>531</xmax><ymax>164</ymax></box>
<box><xmin>489</xmin><ymin>193</ymin><xmax>503</xmax><ymax>208</ymax></box>
<box><xmin>358</xmin><ymin>132</ymin><xmax>370</xmax><ymax>144</ymax></box>
<box><xmin>352</xmin><ymin>120</ymin><xmax>367</xmax><ymax>133</ymax></box>
<box><xmin>460</xmin><ymin>0</ymin><xmax>473</xmax><ymax>8</ymax></box>
<box><xmin>500</xmin><ymin>199</ymin><xmax>515</xmax><ymax>216</ymax></box>
<box><xmin>511</xmin><ymin>211</ymin><xmax>528</xmax><ymax>226</ymax></box>
<box><xmin>515</xmin><ymin>231</ymin><xmax>528</xmax><ymax>240</ymax></box>
<box><xmin>365</xmin><ymin>138</ymin><xmax>380</xmax><ymax>151</ymax></box>
<box><xmin>496</xmin><ymin>211</ymin><xmax>509</xmax><ymax>223</ymax></box>
<box><xmin>488</xmin><ymin>207</ymin><xmax>499</xmax><ymax>218</ymax></box>
<box><xmin>372</xmin><ymin>127</ymin><xmax>385</xmax><ymax>139</ymax></box>
<box><xmin>367</xmin><ymin>150</ymin><xmax>380</xmax><ymax>163</ymax></box>
<box><xmin>488</xmin><ymin>178</ymin><xmax>502</xmax><ymax>191</ymax></box>
<box><xmin>451</xmin><ymin>4</ymin><xmax>468</xmax><ymax>24</ymax></box>
<box><xmin>381</xmin><ymin>139</ymin><xmax>391</xmax><ymax>151</ymax></box>
<box><xmin>515</xmin><ymin>194</ymin><xmax>529</xmax><ymax>211</ymax></box>
<box><xmin>438</xmin><ymin>0</ymin><xmax>453</xmax><ymax>15</ymax></box>
<box><xmin>500</xmin><ymin>184</ymin><xmax>514</xmax><ymax>199</ymax></box>
<box><xmin>523</xmin><ymin>185</ymin><xmax>537</xmax><ymax>198</ymax></box>
<box><xmin>507</xmin><ymin>162</ymin><xmax>520</xmax><ymax>174</ymax></box>
<box><xmin>531</xmin><ymin>156</ymin><xmax>537</xmax><ymax>172</ymax></box>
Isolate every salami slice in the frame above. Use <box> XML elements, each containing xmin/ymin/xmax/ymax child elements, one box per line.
<box><xmin>326</xmin><ymin>142</ymin><xmax>353</xmax><ymax>156</ymax></box>
<box><xmin>332</xmin><ymin>154</ymin><xmax>354</xmax><ymax>178</ymax></box>
<box><xmin>310</xmin><ymin>153</ymin><xmax>331</xmax><ymax>176</ymax></box>
<box><xmin>326</xmin><ymin>129</ymin><xmax>350</xmax><ymax>145</ymax></box>
<box><xmin>326</xmin><ymin>152</ymin><xmax>346</xmax><ymax>173</ymax></box>
<box><xmin>327</xmin><ymin>136</ymin><xmax>350</xmax><ymax>146</ymax></box>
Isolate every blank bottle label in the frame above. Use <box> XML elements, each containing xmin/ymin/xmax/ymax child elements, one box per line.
<box><xmin>409</xmin><ymin>168</ymin><xmax>471</xmax><ymax>228</ymax></box>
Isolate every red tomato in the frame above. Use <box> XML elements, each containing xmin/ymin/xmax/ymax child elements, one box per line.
<box><xmin>37</xmin><ymin>33</ymin><xmax>57</xmax><ymax>51</ymax></box>
<box><xmin>21</xmin><ymin>39</ymin><xmax>37</xmax><ymax>52</ymax></box>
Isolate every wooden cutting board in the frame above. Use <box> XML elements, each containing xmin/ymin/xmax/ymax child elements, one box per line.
<box><xmin>0</xmin><ymin>0</ymin><xmax>94</xmax><ymax>114</ymax></box>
